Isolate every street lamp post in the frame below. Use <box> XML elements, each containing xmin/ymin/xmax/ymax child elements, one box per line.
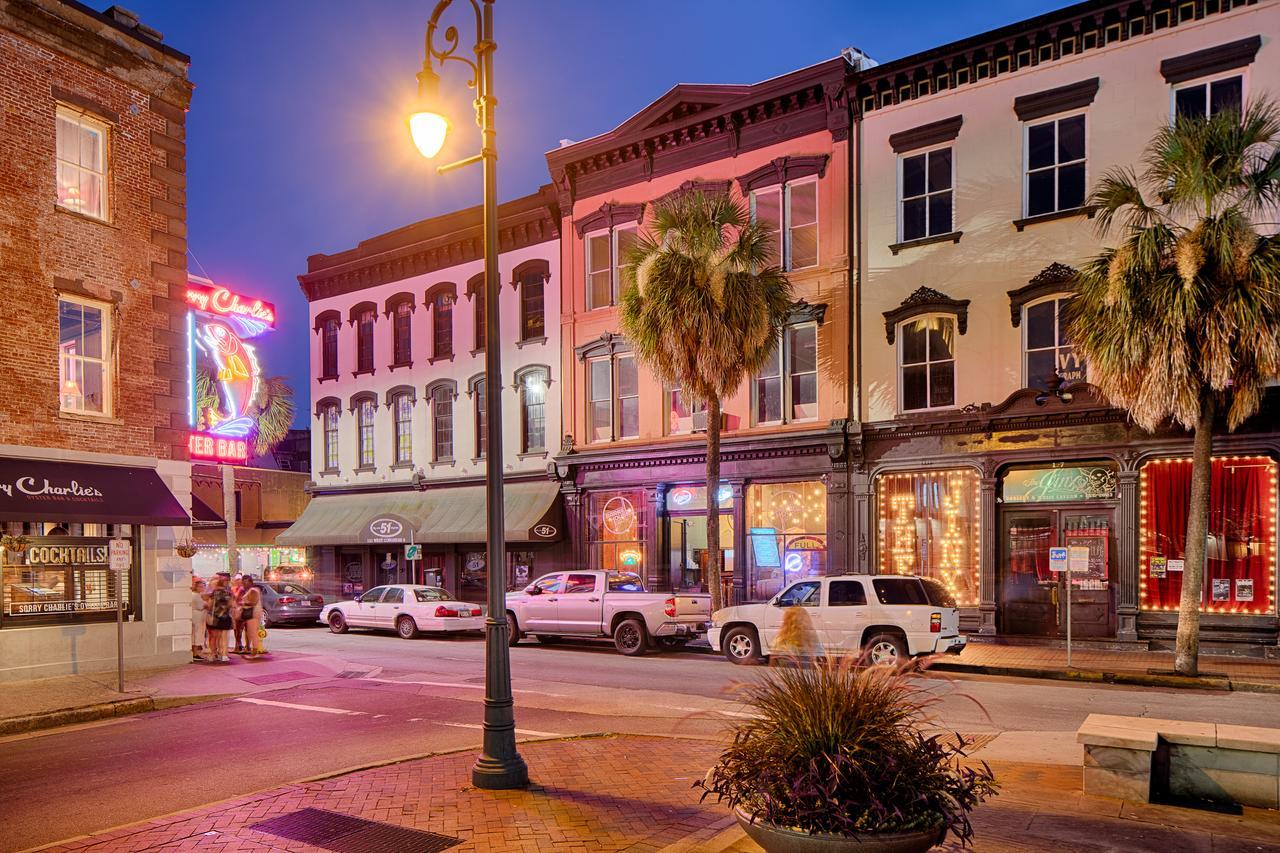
<box><xmin>409</xmin><ymin>0</ymin><xmax>528</xmax><ymax>790</ymax></box>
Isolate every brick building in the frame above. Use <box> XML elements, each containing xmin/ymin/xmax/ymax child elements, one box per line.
<box><xmin>0</xmin><ymin>0</ymin><xmax>193</xmax><ymax>679</ymax></box>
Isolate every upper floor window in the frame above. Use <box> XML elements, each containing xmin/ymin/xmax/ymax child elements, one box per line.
<box><xmin>392</xmin><ymin>301</ymin><xmax>412</xmax><ymax>365</ymax></box>
<box><xmin>521</xmin><ymin>271</ymin><xmax>545</xmax><ymax>342</ymax></box>
<box><xmin>392</xmin><ymin>393</ymin><xmax>413</xmax><ymax>465</ymax></box>
<box><xmin>1025</xmin><ymin>113</ymin><xmax>1086</xmax><ymax>217</ymax></box>
<box><xmin>58</xmin><ymin>296</ymin><xmax>111</xmax><ymax>415</ymax></box>
<box><xmin>321</xmin><ymin>316</ymin><xmax>339</xmax><ymax>379</ymax></box>
<box><xmin>1174</xmin><ymin>73</ymin><xmax>1243</xmax><ymax>120</ymax></box>
<box><xmin>322</xmin><ymin>403</ymin><xmax>340</xmax><ymax>471</ymax></box>
<box><xmin>356</xmin><ymin>398</ymin><xmax>376</xmax><ymax>469</ymax></box>
<box><xmin>474</xmin><ymin>284</ymin><xmax>487</xmax><ymax>352</ymax></box>
<box><xmin>899</xmin><ymin>147</ymin><xmax>953</xmax><ymax>242</ymax></box>
<box><xmin>899</xmin><ymin>316</ymin><xmax>954</xmax><ymax>412</ymax></box>
<box><xmin>588</xmin><ymin>354</ymin><xmax>639</xmax><ymax>442</ymax></box>
<box><xmin>56</xmin><ymin>106</ymin><xmax>108</xmax><ymax>221</ymax></box>
<box><xmin>750</xmin><ymin>179</ymin><xmax>817</xmax><ymax>271</ymax></box>
<box><xmin>471</xmin><ymin>377</ymin><xmax>487</xmax><ymax>459</ymax></box>
<box><xmin>754</xmin><ymin>323</ymin><xmax>817</xmax><ymax>425</ymax></box>
<box><xmin>429</xmin><ymin>382</ymin><xmax>454</xmax><ymax>462</ymax></box>
<box><xmin>1023</xmin><ymin>296</ymin><xmax>1083</xmax><ymax>390</ymax></box>
<box><xmin>432</xmin><ymin>292</ymin><xmax>453</xmax><ymax>359</ymax></box>
<box><xmin>667</xmin><ymin>384</ymin><xmax>706</xmax><ymax>435</ymax></box>
<box><xmin>356</xmin><ymin>308</ymin><xmax>375</xmax><ymax>374</ymax></box>
<box><xmin>518</xmin><ymin>367</ymin><xmax>548</xmax><ymax>453</ymax></box>
<box><xmin>586</xmin><ymin>225</ymin><xmax>638</xmax><ymax>309</ymax></box>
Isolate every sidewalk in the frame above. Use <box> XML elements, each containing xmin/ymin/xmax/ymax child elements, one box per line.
<box><xmin>28</xmin><ymin>733</ymin><xmax>1280</xmax><ymax>853</ymax></box>
<box><xmin>930</xmin><ymin>641</ymin><xmax>1280</xmax><ymax>693</ymax></box>
<box><xmin>0</xmin><ymin>650</ymin><xmax>374</xmax><ymax>735</ymax></box>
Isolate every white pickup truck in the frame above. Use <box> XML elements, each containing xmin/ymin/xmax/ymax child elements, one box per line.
<box><xmin>505</xmin><ymin>570</ymin><xmax>711</xmax><ymax>656</ymax></box>
<box><xmin>708</xmin><ymin>574</ymin><xmax>966</xmax><ymax>666</ymax></box>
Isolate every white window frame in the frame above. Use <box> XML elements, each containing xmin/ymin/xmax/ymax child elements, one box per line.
<box><xmin>896</xmin><ymin>143</ymin><xmax>955</xmax><ymax>243</ymax></box>
<box><xmin>1021</xmin><ymin>294</ymin><xmax>1083</xmax><ymax>388</ymax></box>
<box><xmin>392</xmin><ymin>393</ymin><xmax>413</xmax><ymax>465</ymax></box>
<box><xmin>55</xmin><ymin>105</ymin><xmax>109</xmax><ymax>221</ymax></box>
<box><xmin>1022</xmin><ymin>109</ymin><xmax>1088</xmax><ymax>218</ymax></box>
<box><xmin>357</xmin><ymin>399</ymin><xmax>376</xmax><ymax>468</ymax></box>
<box><xmin>430</xmin><ymin>385</ymin><xmax>455</xmax><ymax>462</ymax></box>
<box><xmin>473</xmin><ymin>377</ymin><xmax>487</xmax><ymax>460</ymax></box>
<box><xmin>322</xmin><ymin>404</ymin><xmax>340</xmax><ymax>472</ymax></box>
<box><xmin>1170</xmin><ymin>69</ymin><xmax>1248</xmax><ymax>121</ymax></box>
<box><xmin>57</xmin><ymin>294</ymin><xmax>113</xmax><ymax>416</ymax></box>
<box><xmin>586</xmin><ymin>354</ymin><xmax>638</xmax><ymax>442</ymax></box>
<box><xmin>752</xmin><ymin>322</ymin><xmax>819</xmax><ymax>426</ymax></box>
<box><xmin>750</xmin><ymin>178</ymin><xmax>819</xmax><ymax>272</ymax></box>
<box><xmin>897</xmin><ymin>314</ymin><xmax>956</xmax><ymax>414</ymax></box>
<box><xmin>585</xmin><ymin>224</ymin><xmax>638</xmax><ymax>310</ymax></box>
<box><xmin>518</xmin><ymin>367</ymin><xmax>548</xmax><ymax>453</ymax></box>
<box><xmin>666</xmin><ymin>383</ymin><xmax>706</xmax><ymax>436</ymax></box>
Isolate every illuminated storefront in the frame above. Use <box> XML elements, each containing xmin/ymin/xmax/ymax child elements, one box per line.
<box><xmin>588</xmin><ymin>489</ymin><xmax>648</xmax><ymax>575</ymax></box>
<box><xmin>746</xmin><ymin>481</ymin><xmax>828</xmax><ymax>601</ymax></box>
<box><xmin>1140</xmin><ymin>456</ymin><xmax>1277</xmax><ymax>617</ymax></box>
<box><xmin>875</xmin><ymin>469</ymin><xmax>979</xmax><ymax>606</ymax></box>
<box><xmin>191</xmin><ymin>544</ymin><xmax>311</xmax><ymax>583</ymax></box>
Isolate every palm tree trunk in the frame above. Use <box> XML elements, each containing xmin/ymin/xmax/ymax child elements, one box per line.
<box><xmin>705</xmin><ymin>394</ymin><xmax>723</xmax><ymax>613</ymax></box>
<box><xmin>1174</xmin><ymin>392</ymin><xmax>1215</xmax><ymax>677</ymax></box>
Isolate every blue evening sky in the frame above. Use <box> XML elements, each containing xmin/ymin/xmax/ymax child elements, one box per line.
<box><xmin>119</xmin><ymin>0</ymin><xmax>1065</xmax><ymax>424</ymax></box>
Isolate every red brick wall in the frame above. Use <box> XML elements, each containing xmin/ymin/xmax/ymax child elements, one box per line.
<box><xmin>0</xmin><ymin>6</ymin><xmax>191</xmax><ymax>460</ymax></box>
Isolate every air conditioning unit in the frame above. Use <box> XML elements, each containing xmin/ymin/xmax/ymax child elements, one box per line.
<box><xmin>690</xmin><ymin>411</ymin><xmax>724</xmax><ymax>433</ymax></box>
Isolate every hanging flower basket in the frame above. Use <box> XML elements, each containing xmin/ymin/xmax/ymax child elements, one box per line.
<box><xmin>1</xmin><ymin>534</ymin><xmax>31</xmax><ymax>556</ymax></box>
<box><xmin>174</xmin><ymin>540</ymin><xmax>199</xmax><ymax>559</ymax></box>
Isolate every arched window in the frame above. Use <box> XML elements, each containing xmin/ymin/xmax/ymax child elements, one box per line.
<box><xmin>352</xmin><ymin>394</ymin><xmax>377</xmax><ymax>469</ymax></box>
<box><xmin>474</xmin><ymin>283</ymin><xmax>486</xmax><ymax>351</ymax></box>
<box><xmin>430</xmin><ymin>290</ymin><xmax>454</xmax><ymax>360</ymax></box>
<box><xmin>1022</xmin><ymin>295</ymin><xmax>1082</xmax><ymax>390</ymax></box>
<box><xmin>318</xmin><ymin>399</ymin><xmax>340</xmax><ymax>472</ymax></box>
<box><xmin>391</xmin><ymin>391</ymin><xmax>413</xmax><ymax>465</ymax></box>
<box><xmin>898</xmin><ymin>315</ymin><xmax>955</xmax><ymax>412</ymax></box>
<box><xmin>316</xmin><ymin>310</ymin><xmax>340</xmax><ymax>380</ymax></box>
<box><xmin>513</xmin><ymin>259</ymin><xmax>549</xmax><ymax>343</ymax></box>
<box><xmin>469</xmin><ymin>375</ymin><xmax>487</xmax><ymax>459</ymax></box>
<box><xmin>428</xmin><ymin>380</ymin><xmax>456</xmax><ymax>462</ymax></box>
<box><xmin>516</xmin><ymin>366</ymin><xmax>549</xmax><ymax>453</ymax></box>
<box><xmin>393</xmin><ymin>300</ymin><xmax>412</xmax><ymax>365</ymax></box>
<box><xmin>350</xmin><ymin>302</ymin><xmax>376</xmax><ymax>375</ymax></box>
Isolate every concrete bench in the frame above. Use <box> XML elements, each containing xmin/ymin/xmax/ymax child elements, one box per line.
<box><xmin>1077</xmin><ymin>713</ymin><xmax>1280</xmax><ymax>809</ymax></box>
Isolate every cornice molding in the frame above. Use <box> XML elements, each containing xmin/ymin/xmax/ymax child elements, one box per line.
<box><xmin>653</xmin><ymin>179</ymin><xmax>731</xmax><ymax>207</ymax></box>
<box><xmin>1013</xmin><ymin>77</ymin><xmax>1100</xmax><ymax>121</ymax></box>
<box><xmin>1160</xmin><ymin>34</ymin><xmax>1261</xmax><ymax>84</ymax></box>
<box><xmin>313</xmin><ymin>308</ymin><xmax>339</xmax><ymax>334</ymax></box>
<box><xmin>790</xmin><ymin>299</ymin><xmax>828</xmax><ymax>326</ymax></box>
<box><xmin>384</xmin><ymin>384</ymin><xmax>416</xmax><ymax>405</ymax></box>
<box><xmin>883</xmin><ymin>287</ymin><xmax>970</xmax><ymax>344</ymax></box>
<box><xmin>383</xmin><ymin>291</ymin><xmax>415</xmax><ymax>317</ymax></box>
<box><xmin>735</xmin><ymin>154</ymin><xmax>829</xmax><ymax>194</ymax></box>
<box><xmin>1008</xmin><ymin>263</ymin><xmax>1079</xmax><ymax>326</ymax></box>
<box><xmin>574</xmin><ymin>332</ymin><xmax>631</xmax><ymax>361</ymax></box>
<box><xmin>888</xmin><ymin>115</ymin><xmax>963</xmax><ymax>153</ymax></box>
<box><xmin>347</xmin><ymin>300</ymin><xmax>376</xmax><ymax>325</ymax></box>
<box><xmin>574</xmin><ymin>202</ymin><xmax>646</xmax><ymax>237</ymax></box>
<box><xmin>314</xmin><ymin>396</ymin><xmax>340</xmax><ymax>419</ymax></box>
<box><xmin>511</xmin><ymin>258</ymin><xmax>551</xmax><ymax>289</ymax></box>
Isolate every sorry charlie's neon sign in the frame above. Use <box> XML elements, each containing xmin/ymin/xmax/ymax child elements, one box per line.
<box><xmin>185</xmin><ymin>284</ymin><xmax>276</xmax><ymax>328</ymax></box>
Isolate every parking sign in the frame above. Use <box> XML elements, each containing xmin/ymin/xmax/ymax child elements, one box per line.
<box><xmin>404</xmin><ymin>543</ymin><xmax>421</xmax><ymax>561</ymax></box>
<box><xmin>109</xmin><ymin>538</ymin><xmax>131</xmax><ymax>572</ymax></box>
<box><xmin>1048</xmin><ymin>546</ymin><xmax>1068</xmax><ymax>573</ymax></box>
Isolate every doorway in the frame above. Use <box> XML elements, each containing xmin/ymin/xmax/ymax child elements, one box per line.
<box><xmin>1000</xmin><ymin>508</ymin><xmax>1115</xmax><ymax>637</ymax></box>
<box><xmin>668</xmin><ymin>513</ymin><xmax>733</xmax><ymax>594</ymax></box>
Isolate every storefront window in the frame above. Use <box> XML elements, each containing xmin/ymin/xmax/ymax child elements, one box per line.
<box><xmin>1140</xmin><ymin>456</ymin><xmax>1277</xmax><ymax>615</ymax></box>
<box><xmin>876</xmin><ymin>469</ymin><xmax>979</xmax><ymax>606</ymax></box>
<box><xmin>1</xmin><ymin>522</ymin><xmax>137</xmax><ymax>627</ymax></box>
<box><xmin>746</xmin><ymin>481</ymin><xmax>827</xmax><ymax>602</ymax></box>
<box><xmin>588</xmin><ymin>489</ymin><xmax>646</xmax><ymax>575</ymax></box>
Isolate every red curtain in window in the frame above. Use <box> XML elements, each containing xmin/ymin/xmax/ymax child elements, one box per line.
<box><xmin>1142</xmin><ymin>458</ymin><xmax>1274</xmax><ymax>614</ymax></box>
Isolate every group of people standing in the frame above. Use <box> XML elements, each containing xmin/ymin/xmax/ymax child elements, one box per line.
<box><xmin>190</xmin><ymin>572</ymin><xmax>264</xmax><ymax>662</ymax></box>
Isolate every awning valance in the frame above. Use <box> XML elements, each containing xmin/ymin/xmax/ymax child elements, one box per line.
<box><xmin>276</xmin><ymin>480</ymin><xmax>562</xmax><ymax>547</ymax></box>
<box><xmin>0</xmin><ymin>458</ymin><xmax>190</xmax><ymax>526</ymax></box>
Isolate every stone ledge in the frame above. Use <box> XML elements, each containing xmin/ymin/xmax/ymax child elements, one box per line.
<box><xmin>1218</xmin><ymin>724</ymin><xmax>1280</xmax><ymax>754</ymax></box>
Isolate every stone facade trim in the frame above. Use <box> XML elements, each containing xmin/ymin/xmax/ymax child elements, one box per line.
<box><xmin>573</xmin><ymin>202</ymin><xmax>646</xmax><ymax>237</ymax></box>
<box><xmin>1013</xmin><ymin>77</ymin><xmax>1100</xmax><ymax>121</ymax></box>
<box><xmin>888</xmin><ymin>115</ymin><xmax>963</xmax><ymax>153</ymax></box>
<box><xmin>882</xmin><ymin>286</ymin><xmax>970</xmax><ymax>344</ymax></box>
<box><xmin>1160</xmin><ymin>34</ymin><xmax>1261</xmax><ymax>84</ymax></box>
<box><xmin>1008</xmin><ymin>263</ymin><xmax>1080</xmax><ymax>327</ymax></box>
<box><xmin>735</xmin><ymin>154</ymin><xmax>830</xmax><ymax>194</ymax></box>
<box><xmin>574</xmin><ymin>332</ymin><xmax>631</xmax><ymax>361</ymax></box>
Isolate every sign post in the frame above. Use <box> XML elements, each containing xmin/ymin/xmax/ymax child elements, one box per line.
<box><xmin>1066</xmin><ymin>545</ymin><xmax>1090</xmax><ymax>668</ymax></box>
<box><xmin>405</xmin><ymin>542</ymin><xmax>421</xmax><ymax>584</ymax></box>
<box><xmin>108</xmin><ymin>538</ymin><xmax>131</xmax><ymax>693</ymax></box>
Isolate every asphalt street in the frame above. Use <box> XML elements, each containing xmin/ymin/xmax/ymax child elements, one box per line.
<box><xmin>3</xmin><ymin>626</ymin><xmax>1278</xmax><ymax>851</ymax></box>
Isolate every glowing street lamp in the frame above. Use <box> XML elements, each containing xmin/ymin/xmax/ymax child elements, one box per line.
<box><xmin>407</xmin><ymin>0</ymin><xmax>527</xmax><ymax>792</ymax></box>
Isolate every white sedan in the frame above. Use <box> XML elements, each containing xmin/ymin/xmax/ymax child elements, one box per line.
<box><xmin>321</xmin><ymin>584</ymin><xmax>484</xmax><ymax>639</ymax></box>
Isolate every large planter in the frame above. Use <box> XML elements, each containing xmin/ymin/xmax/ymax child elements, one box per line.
<box><xmin>735</xmin><ymin>808</ymin><xmax>943</xmax><ymax>853</ymax></box>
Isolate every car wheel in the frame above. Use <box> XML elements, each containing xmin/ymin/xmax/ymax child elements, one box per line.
<box><xmin>864</xmin><ymin>633</ymin><xmax>907</xmax><ymax>667</ymax></box>
<box><xmin>327</xmin><ymin>611</ymin><xmax>348</xmax><ymax>634</ymax></box>
<box><xmin>396</xmin><ymin>615</ymin><xmax>419</xmax><ymax>640</ymax></box>
<box><xmin>723</xmin><ymin>626</ymin><xmax>763</xmax><ymax>665</ymax></box>
<box><xmin>536</xmin><ymin>635</ymin><xmax>560</xmax><ymax>645</ymax></box>
<box><xmin>613</xmin><ymin>618</ymin><xmax>648</xmax><ymax>656</ymax></box>
<box><xmin>505</xmin><ymin>612</ymin><xmax>521</xmax><ymax>647</ymax></box>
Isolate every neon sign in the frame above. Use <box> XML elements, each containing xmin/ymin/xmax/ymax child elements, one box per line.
<box><xmin>187</xmin><ymin>275</ymin><xmax>276</xmax><ymax>463</ymax></box>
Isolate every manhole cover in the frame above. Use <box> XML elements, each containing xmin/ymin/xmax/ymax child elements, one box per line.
<box><xmin>250</xmin><ymin>807</ymin><xmax>460</xmax><ymax>853</ymax></box>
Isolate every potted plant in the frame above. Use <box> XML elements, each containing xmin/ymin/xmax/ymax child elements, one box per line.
<box><xmin>697</xmin><ymin>660</ymin><xmax>997</xmax><ymax>852</ymax></box>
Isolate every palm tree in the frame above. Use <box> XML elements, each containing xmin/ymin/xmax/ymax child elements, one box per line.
<box><xmin>620</xmin><ymin>191</ymin><xmax>793</xmax><ymax>612</ymax></box>
<box><xmin>253</xmin><ymin>376</ymin><xmax>296</xmax><ymax>458</ymax></box>
<box><xmin>1068</xmin><ymin>101</ymin><xmax>1280</xmax><ymax>676</ymax></box>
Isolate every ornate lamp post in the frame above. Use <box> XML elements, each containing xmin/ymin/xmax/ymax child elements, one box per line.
<box><xmin>408</xmin><ymin>0</ymin><xmax>527</xmax><ymax>790</ymax></box>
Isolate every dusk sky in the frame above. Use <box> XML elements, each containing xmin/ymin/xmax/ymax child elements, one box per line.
<box><xmin>122</xmin><ymin>0</ymin><xmax>1065</xmax><ymax>426</ymax></box>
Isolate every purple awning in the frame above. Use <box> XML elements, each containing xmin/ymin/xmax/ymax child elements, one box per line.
<box><xmin>0</xmin><ymin>458</ymin><xmax>189</xmax><ymax>526</ymax></box>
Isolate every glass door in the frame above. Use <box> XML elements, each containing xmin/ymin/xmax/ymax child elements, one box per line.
<box><xmin>667</xmin><ymin>513</ymin><xmax>733</xmax><ymax>593</ymax></box>
<box><xmin>1001</xmin><ymin>511</ymin><xmax>1057</xmax><ymax>635</ymax></box>
<box><xmin>1000</xmin><ymin>509</ymin><xmax>1115</xmax><ymax>637</ymax></box>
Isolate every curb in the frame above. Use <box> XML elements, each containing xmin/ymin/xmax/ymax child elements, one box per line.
<box><xmin>924</xmin><ymin>660</ymin><xmax>1280</xmax><ymax>693</ymax></box>
<box><xmin>0</xmin><ymin>693</ymin><xmax>227</xmax><ymax>737</ymax></box>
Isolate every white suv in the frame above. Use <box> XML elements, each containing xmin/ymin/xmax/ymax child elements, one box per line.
<box><xmin>707</xmin><ymin>574</ymin><xmax>966</xmax><ymax>666</ymax></box>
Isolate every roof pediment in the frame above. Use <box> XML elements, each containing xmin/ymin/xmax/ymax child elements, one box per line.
<box><xmin>612</xmin><ymin>83</ymin><xmax>752</xmax><ymax>136</ymax></box>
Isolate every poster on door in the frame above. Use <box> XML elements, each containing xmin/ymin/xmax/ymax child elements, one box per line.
<box><xmin>1211</xmin><ymin>578</ymin><xmax>1231</xmax><ymax>602</ymax></box>
<box><xmin>1062</xmin><ymin>527</ymin><xmax>1108</xmax><ymax>582</ymax></box>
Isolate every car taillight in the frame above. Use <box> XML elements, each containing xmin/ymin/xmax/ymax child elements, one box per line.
<box><xmin>930</xmin><ymin>612</ymin><xmax>941</xmax><ymax>633</ymax></box>
<box><xmin>664</xmin><ymin>597</ymin><xmax>676</xmax><ymax>618</ymax></box>
<box><xmin>310</xmin><ymin>596</ymin><xmax>324</xmax><ymax>606</ymax></box>
<box><xmin>435</xmin><ymin>605</ymin><xmax>459</xmax><ymax>617</ymax></box>
<box><xmin>278</xmin><ymin>596</ymin><xmax>297</xmax><ymax>605</ymax></box>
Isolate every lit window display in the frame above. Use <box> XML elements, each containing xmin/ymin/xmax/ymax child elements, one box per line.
<box><xmin>588</xmin><ymin>489</ymin><xmax>647</xmax><ymax>574</ymax></box>
<box><xmin>746</xmin><ymin>481</ymin><xmax>827</xmax><ymax>601</ymax></box>
<box><xmin>1140</xmin><ymin>456</ymin><xmax>1276</xmax><ymax>616</ymax></box>
<box><xmin>876</xmin><ymin>469</ymin><xmax>979</xmax><ymax>606</ymax></box>
<box><xmin>192</xmin><ymin>545</ymin><xmax>311</xmax><ymax>583</ymax></box>
<box><xmin>1</xmin><ymin>522</ymin><xmax>136</xmax><ymax>627</ymax></box>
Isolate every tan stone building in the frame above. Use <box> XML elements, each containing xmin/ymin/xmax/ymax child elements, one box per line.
<box><xmin>0</xmin><ymin>1</ymin><xmax>193</xmax><ymax>679</ymax></box>
<box><xmin>847</xmin><ymin>0</ymin><xmax>1278</xmax><ymax>648</ymax></box>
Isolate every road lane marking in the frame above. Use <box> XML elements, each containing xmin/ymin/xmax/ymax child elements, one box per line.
<box><xmin>235</xmin><ymin>697</ymin><xmax>367</xmax><ymax>716</ymax></box>
<box><xmin>436</xmin><ymin>721</ymin><xmax>564</xmax><ymax>738</ymax></box>
<box><xmin>364</xmin><ymin>677</ymin><xmax>567</xmax><ymax>697</ymax></box>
